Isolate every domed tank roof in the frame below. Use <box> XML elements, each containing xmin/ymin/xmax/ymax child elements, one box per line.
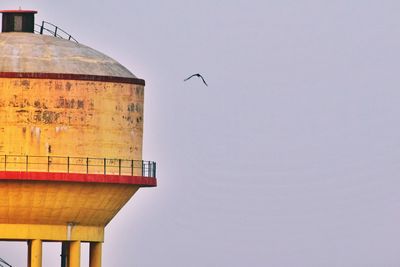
<box><xmin>0</xmin><ymin>32</ymin><xmax>136</xmax><ymax>78</ymax></box>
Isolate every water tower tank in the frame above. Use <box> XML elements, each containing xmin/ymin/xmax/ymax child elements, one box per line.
<box><xmin>0</xmin><ymin>10</ymin><xmax>156</xmax><ymax>267</ymax></box>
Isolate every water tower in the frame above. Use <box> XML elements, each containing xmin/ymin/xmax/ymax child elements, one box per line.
<box><xmin>0</xmin><ymin>10</ymin><xmax>156</xmax><ymax>267</ymax></box>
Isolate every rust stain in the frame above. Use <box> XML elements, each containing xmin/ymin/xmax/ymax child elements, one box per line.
<box><xmin>0</xmin><ymin>78</ymin><xmax>144</xmax><ymax>159</ymax></box>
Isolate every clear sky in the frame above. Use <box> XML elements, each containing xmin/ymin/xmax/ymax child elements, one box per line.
<box><xmin>1</xmin><ymin>0</ymin><xmax>400</xmax><ymax>266</ymax></box>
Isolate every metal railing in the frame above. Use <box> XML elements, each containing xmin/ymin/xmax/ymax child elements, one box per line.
<box><xmin>35</xmin><ymin>21</ymin><xmax>78</xmax><ymax>43</ymax></box>
<box><xmin>0</xmin><ymin>258</ymin><xmax>11</xmax><ymax>267</ymax></box>
<box><xmin>0</xmin><ymin>155</ymin><xmax>156</xmax><ymax>178</ymax></box>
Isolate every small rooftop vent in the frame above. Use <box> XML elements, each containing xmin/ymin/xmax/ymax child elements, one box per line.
<box><xmin>0</xmin><ymin>10</ymin><xmax>37</xmax><ymax>33</ymax></box>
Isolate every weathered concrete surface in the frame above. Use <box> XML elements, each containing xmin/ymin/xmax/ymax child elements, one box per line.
<box><xmin>0</xmin><ymin>180</ymin><xmax>139</xmax><ymax>228</ymax></box>
<box><xmin>0</xmin><ymin>32</ymin><xmax>136</xmax><ymax>78</ymax></box>
<box><xmin>0</xmin><ymin>78</ymin><xmax>144</xmax><ymax>161</ymax></box>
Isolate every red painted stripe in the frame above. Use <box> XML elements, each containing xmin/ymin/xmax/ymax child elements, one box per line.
<box><xmin>0</xmin><ymin>171</ymin><xmax>157</xmax><ymax>187</ymax></box>
<box><xmin>0</xmin><ymin>10</ymin><xmax>37</xmax><ymax>14</ymax></box>
<box><xmin>0</xmin><ymin>72</ymin><xmax>145</xmax><ymax>85</ymax></box>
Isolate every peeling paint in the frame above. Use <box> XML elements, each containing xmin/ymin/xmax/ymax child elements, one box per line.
<box><xmin>55</xmin><ymin>126</ymin><xmax>68</xmax><ymax>133</ymax></box>
<box><xmin>30</xmin><ymin>126</ymin><xmax>41</xmax><ymax>142</ymax></box>
<box><xmin>0</xmin><ymin>78</ymin><xmax>144</xmax><ymax>159</ymax></box>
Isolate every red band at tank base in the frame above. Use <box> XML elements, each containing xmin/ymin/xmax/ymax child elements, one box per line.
<box><xmin>0</xmin><ymin>10</ymin><xmax>38</xmax><ymax>14</ymax></box>
<box><xmin>0</xmin><ymin>171</ymin><xmax>157</xmax><ymax>187</ymax></box>
<box><xmin>0</xmin><ymin>72</ymin><xmax>145</xmax><ymax>85</ymax></box>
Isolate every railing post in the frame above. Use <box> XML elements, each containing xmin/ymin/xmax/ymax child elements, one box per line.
<box><xmin>104</xmin><ymin>158</ymin><xmax>106</xmax><ymax>175</ymax></box>
<box><xmin>118</xmin><ymin>159</ymin><xmax>121</xmax><ymax>175</ymax></box>
<box><xmin>54</xmin><ymin>26</ymin><xmax>58</xmax><ymax>37</ymax></box>
<box><xmin>40</xmin><ymin>21</ymin><xmax>44</xmax><ymax>34</ymax></box>
<box><xmin>4</xmin><ymin>155</ymin><xmax>6</xmax><ymax>171</ymax></box>
<box><xmin>47</xmin><ymin>156</ymin><xmax>50</xmax><ymax>172</ymax></box>
<box><xmin>142</xmin><ymin>161</ymin><xmax>144</xmax><ymax>176</ymax></box>
<box><xmin>131</xmin><ymin>160</ymin><xmax>134</xmax><ymax>176</ymax></box>
<box><xmin>26</xmin><ymin>155</ymin><xmax>28</xmax><ymax>172</ymax></box>
<box><xmin>86</xmin><ymin>157</ymin><xmax>89</xmax><ymax>174</ymax></box>
<box><xmin>67</xmin><ymin>157</ymin><xmax>70</xmax><ymax>173</ymax></box>
<box><xmin>153</xmin><ymin>162</ymin><xmax>156</xmax><ymax>178</ymax></box>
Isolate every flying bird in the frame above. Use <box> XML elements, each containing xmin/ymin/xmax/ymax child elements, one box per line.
<box><xmin>184</xmin><ymin>73</ymin><xmax>208</xmax><ymax>86</ymax></box>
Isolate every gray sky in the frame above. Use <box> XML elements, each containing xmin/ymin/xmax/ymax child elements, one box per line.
<box><xmin>2</xmin><ymin>0</ymin><xmax>400</xmax><ymax>266</ymax></box>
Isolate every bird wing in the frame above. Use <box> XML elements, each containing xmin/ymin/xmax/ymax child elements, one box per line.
<box><xmin>184</xmin><ymin>74</ymin><xmax>197</xmax><ymax>81</ymax></box>
<box><xmin>199</xmin><ymin>75</ymin><xmax>208</xmax><ymax>86</ymax></box>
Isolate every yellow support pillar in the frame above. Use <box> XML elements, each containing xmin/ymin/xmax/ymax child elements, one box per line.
<box><xmin>89</xmin><ymin>242</ymin><xmax>102</xmax><ymax>267</ymax></box>
<box><xmin>69</xmin><ymin>241</ymin><xmax>81</xmax><ymax>267</ymax></box>
<box><xmin>29</xmin><ymin>239</ymin><xmax>42</xmax><ymax>267</ymax></box>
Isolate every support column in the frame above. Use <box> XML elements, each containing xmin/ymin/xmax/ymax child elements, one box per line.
<box><xmin>89</xmin><ymin>242</ymin><xmax>102</xmax><ymax>267</ymax></box>
<box><xmin>68</xmin><ymin>241</ymin><xmax>81</xmax><ymax>267</ymax></box>
<box><xmin>29</xmin><ymin>239</ymin><xmax>42</xmax><ymax>267</ymax></box>
<box><xmin>61</xmin><ymin>242</ymin><xmax>69</xmax><ymax>267</ymax></box>
<box><xmin>27</xmin><ymin>241</ymin><xmax>31</xmax><ymax>267</ymax></box>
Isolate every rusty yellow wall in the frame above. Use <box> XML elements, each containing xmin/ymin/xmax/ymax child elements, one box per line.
<box><xmin>0</xmin><ymin>78</ymin><xmax>146</xmax><ymax>241</ymax></box>
<box><xmin>0</xmin><ymin>78</ymin><xmax>144</xmax><ymax>161</ymax></box>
